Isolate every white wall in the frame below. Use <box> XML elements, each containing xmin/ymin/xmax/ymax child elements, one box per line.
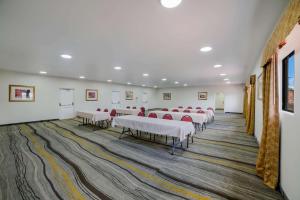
<box><xmin>0</xmin><ymin>70</ymin><xmax>158</xmax><ymax>125</ymax></box>
<box><xmin>250</xmin><ymin>24</ymin><xmax>300</xmax><ymax>200</ymax></box>
<box><xmin>155</xmin><ymin>84</ymin><xmax>244</xmax><ymax>113</ymax></box>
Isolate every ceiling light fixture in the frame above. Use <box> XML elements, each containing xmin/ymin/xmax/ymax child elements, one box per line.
<box><xmin>214</xmin><ymin>64</ymin><xmax>222</xmax><ymax>68</ymax></box>
<box><xmin>183</xmin><ymin>83</ymin><xmax>188</xmax><ymax>87</ymax></box>
<box><xmin>160</xmin><ymin>0</ymin><xmax>182</xmax><ymax>8</ymax></box>
<box><xmin>226</xmin><ymin>81</ymin><xmax>231</xmax><ymax>84</ymax></box>
<box><xmin>142</xmin><ymin>84</ymin><xmax>146</xmax><ymax>87</ymax></box>
<box><xmin>220</xmin><ymin>73</ymin><xmax>227</xmax><ymax>76</ymax></box>
<box><xmin>114</xmin><ymin>66</ymin><xmax>122</xmax><ymax>70</ymax></box>
<box><xmin>60</xmin><ymin>54</ymin><xmax>72</xmax><ymax>59</ymax></box>
<box><xmin>224</xmin><ymin>78</ymin><xmax>229</xmax><ymax>81</ymax></box>
<box><xmin>127</xmin><ymin>82</ymin><xmax>131</xmax><ymax>85</ymax></box>
<box><xmin>39</xmin><ymin>71</ymin><xmax>47</xmax><ymax>74</ymax></box>
<box><xmin>174</xmin><ymin>81</ymin><xmax>179</xmax><ymax>84</ymax></box>
<box><xmin>154</xmin><ymin>85</ymin><xmax>158</xmax><ymax>88</ymax></box>
<box><xmin>107</xmin><ymin>79</ymin><xmax>112</xmax><ymax>82</ymax></box>
<box><xmin>143</xmin><ymin>73</ymin><xmax>149</xmax><ymax>77</ymax></box>
<box><xmin>161</xmin><ymin>78</ymin><xmax>167</xmax><ymax>81</ymax></box>
<box><xmin>79</xmin><ymin>76</ymin><xmax>85</xmax><ymax>79</ymax></box>
<box><xmin>200</xmin><ymin>46</ymin><xmax>212</xmax><ymax>52</ymax></box>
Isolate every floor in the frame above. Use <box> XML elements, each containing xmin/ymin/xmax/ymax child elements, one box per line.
<box><xmin>0</xmin><ymin>113</ymin><xmax>283</xmax><ymax>200</ymax></box>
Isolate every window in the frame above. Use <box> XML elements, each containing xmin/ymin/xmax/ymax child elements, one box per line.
<box><xmin>282</xmin><ymin>51</ymin><xmax>295</xmax><ymax>113</ymax></box>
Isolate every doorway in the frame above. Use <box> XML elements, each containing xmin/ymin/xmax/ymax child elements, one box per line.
<box><xmin>215</xmin><ymin>92</ymin><xmax>225</xmax><ymax>110</ymax></box>
<box><xmin>112</xmin><ymin>91</ymin><xmax>121</xmax><ymax>108</ymax></box>
<box><xmin>59</xmin><ymin>88</ymin><xmax>75</xmax><ymax>119</ymax></box>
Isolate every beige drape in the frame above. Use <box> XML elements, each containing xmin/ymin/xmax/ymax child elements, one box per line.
<box><xmin>246</xmin><ymin>76</ymin><xmax>256</xmax><ymax>135</ymax></box>
<box><xmin>243</xmin><ymin>86</ymin><xmax>248</xmax><ymax>118</ymax></box>
<box><xmin>256</xmin><ymin>53</ymin><xmax>280</xmax><ymax>189</ymax></box>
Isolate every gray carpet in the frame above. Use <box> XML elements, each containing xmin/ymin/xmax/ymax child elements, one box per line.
<box><xmin>0</xmin><ymin>113</ymin><xmax>283</xmax><ymax>200</ymax></box>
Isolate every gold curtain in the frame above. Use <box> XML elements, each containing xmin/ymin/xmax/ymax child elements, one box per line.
<box><xmin>243</xmin><ymin>86</ymin><xmax>248</xmax><ymax>118</ymax></box>
<box><xmin>256</xmin><ymin>53</ymin><xmax>280</xmax><ymax>189</ymax></box>
<box><xmin>245</xmin><ymin>76</ymin><xmax>256</xmax><ymax>135</ymax></box>
<box><xmin>262</xmin><ymin>0</ymin><xmax>300</xmax><ymax>65</ymax></box>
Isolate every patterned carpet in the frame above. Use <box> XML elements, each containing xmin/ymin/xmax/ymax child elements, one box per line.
<box><xmin>0</xmin><ymin>113</ymin><xmax>283</xmax><ymax>200</ymax></box>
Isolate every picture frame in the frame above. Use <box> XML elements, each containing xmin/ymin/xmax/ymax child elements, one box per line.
<box><xmin>163</xmin><ymin>93</ymin><xmax>171</xmax><ymax>100</ymax></box>
<box><xmin>198</xmin><ymin>92</ymin><xmax>208</xmax><ymax>100</ymax></box>
<box><xmin>257</xmin><ymin>72</ymin><xmax>263</xmax><ymax>100</ymax></box>
<box><xmin>85</xmin><ymin>89</ymin><xmax>98</xmax><ymax>101</ymax></box>
<box><xmin>9</xmin><ymin>85</ymin><xmax>35</xmax><ymax>102</ymax></box>
<box><xmin>125</xmin><ymin>91</ymin><xmax>134</xmax><ymax>100</ymax></box>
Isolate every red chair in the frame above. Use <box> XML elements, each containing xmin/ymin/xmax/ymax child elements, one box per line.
<box><xmin>183</xmin><ymin>109</ymin><xmax>191</xmax><ymax>113</ymax></box>
<box><xmin>140</xmin><ymin>107</ymin><xmax>145</xmax><ymax>113</ymax></box>
<box><xmin>162</xmin><ymin>114</ymin><xmax>173</xmax><ymax>120</ymax></box>
<box><xmin>197</xmin><ymin>110</ymin><xmax>205</xmax><ymax>114</ymax></box>
<box><xmin>181</xmin><ymin>115</ymin><xmax>193</xmax><ymax>122</ymax></box>
<box><xmin>110</xmin><ymin>109</ymin><xmax>116</xmax><ymax>117</ymax></box>
<box><xmin>196</xmin><ymin>107</ymin><xmax>201</xmax><ymax>109</ymax></box>
<box><xmin>148</xmin><ymin>113</ymin><xmax>158</xmax><ymax>118</ymax></box>
<box><xmin>104</xmin><ymin>108</ymin><xmax>109</xmax><ymax>112</ymax></box>
<box><xmin>132</xmin><ymin>106</ymin><xmax>137</xmax><ymax>109</ymax></box>
<box><xmin>172</xmin><ymin>109</ymin><xmax>179</xmax><ymax>112</ymax></box>
<box><xmin>126</xmin><ymin>106</ymin><xmax>130</xmax><ymax>109</ymax></box>
<box><xmin>178</xmin><ymin>106</ymin><xmax>183</xmax><ymax>108</ymax></box>
<box><xmin>138</xmin><ymin>112</ymin><xmax>145</xmax><ymax>117</ymax></box>
<box><xmin>187</xmin><ymin>106</ymin><xmax>192</xmax><ymax>109</ymax></box>
<box><xmin>162</xmin><ymin>108</ymin><xmax>168</xmax><ymax>111</ymax></box>
<box><xmin>96</xmin><ymin>108</ymin><xmax>101</xmax><ymax>111</ymax></box>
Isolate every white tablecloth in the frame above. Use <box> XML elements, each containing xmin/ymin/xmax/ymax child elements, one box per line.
<box><xmin>112</xmin><ymin>115</ymin><xmax>195</xmax><ymax>142</ymax></box>
<box><xmin>170</xmin><ymin>108</ymin><xmax>214</xmax><ymax>121</ymax></box>
<box><xmin>116</xmin><ymin>108</ymin><xmax>140</xmax><ymax>115</ymax></box>
<box><xmin>77</xmin><ymin>111</ymin><xmax>111</xmax><ymax>122</ymax></box>
<box><xmin>151</xmin><ymin>111</ymin><xmax>207</xmax><ymax>125</ymax></box>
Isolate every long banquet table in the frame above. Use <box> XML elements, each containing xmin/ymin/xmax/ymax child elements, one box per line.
<box><xmin>170</xmin><ymin>108</ymin><xmax>214</xmax><ymax>121</ymax></box>
<box><xmin>112</xmin><ymin>115</ymin><xmax>195</xmax><ymax>154</ymax></box>
<box><xmin>77</xmin><ymin>111</ymin><xmax>111</xmax><ymax>127</ymax></box>
<box><xmin>115</xmin><ymin>108</ymin><xmax>140</xmax><ymax>115</ymax></box>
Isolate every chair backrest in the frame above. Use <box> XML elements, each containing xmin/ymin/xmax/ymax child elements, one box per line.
<box><xmin>162</xmin><ymin>108</ymin><xmax>168</xmax><ymax>111</ymax></box>
<box><xmin>162</xmin><ymin>114</ymin><xmax>173</xmax><ymax>120</ymax></box>
<box><xmin>197</xmin><ymin>110</ymin><xmax>205</xmax><ymax>114</ymax></box>
<box><xmin>148</xmin><ymin>113</ymin><xmax>158</xmax><ymax>118</ymax></box>
<box><xmin>196</xmin><ymin>107</ymin><xmax>201</xmax><ymax>109</ymax></box>
<box><xmin>132</xmin><ymin>106</ymin><xmax>137</xmax><ymax>109</ymax></box>
<box><xmin>178</xmin><ymin>106</ymin><xmax>183</xmax><ymax>108</ymax></box>
<box><xmin>207</xmin><ymin>107</ymin><xmax>214</xmax><ymax>111</ymax></box>
<box><xmin>96</xmin><ymin>108</ymin><xmax>101</xmax><ymax>111</ymax></box>
<box><xmin>138</xmin><ymin>112</ymin><xmax>145</xmax><ymax>117</ymax></box>
<box><xmin>140</xmin><ymin>107</ymin><xmax>145</xmax><ymax>113</ymax></box>
<box><xmin>181</xmin><ymin>115</ymin><xmax>193</xmax><ymax>122</ymax></box>
<box><xmin>126</xmin><ymin>106</ymin><xmax>130</xmax><ymax>109</ymax></box>
<box><xmin>183</xmin><ymin>109</ymin><xmax>191</xmax><ymax>113</ymax></box>
<box><xmin>172</xmin><ymin>109</ymin><xmax>179</xmax><ymax>112</ymax></box>
<box><xmin>104</xmin><ymin>108</ymin><xmax>109</xmax><ymax>112</ymax></box>
<box><xmin>110</xmin><ymin>109</ymin><xmax>116</xmax><ymax>117</ymax></box>
<box><xmin>187</xmin><ymin>106</ymin><xmax>192</xmax><ymax>109</ymax></box>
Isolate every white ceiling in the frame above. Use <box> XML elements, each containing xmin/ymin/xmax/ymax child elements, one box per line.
<box><xmin>0</xmin><ymin>0</ymin><xmax>288</xmax><ymax>88</ymax></box>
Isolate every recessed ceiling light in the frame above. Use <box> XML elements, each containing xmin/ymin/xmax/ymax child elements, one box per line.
<box><xmin>114</xmin><ymin>66</ymin><xmax>122</xmax><ymax>70</ymax></box>
<box><xmin>214</xmin><ymin>64</ymin><xmax>222</xmax><ymax>68</ymax></box>
<box><xmin>220</xmin><ymin>73</ymin><xmax>227</xmax><ymax>76</ymax></box>
<box><xmin>224</xmin><ymin>78</ymin><xmax>229</xmax><ymax>81</ymax></box>
<box><xmin>161</xmin><ymin>78</ymin><xmax>167</xmax><ymax>81</ymax></box>
<box><xmin>183</xmin><ymin>83</ymin><xmax>188</xmax><ymax>87</ymax></box>
<box><xmin>143</xmin><ymin>73</ymin><xmax>149</xmax><ymax>77</ymax></box>
<box><xmin>160</xmin><ymin>0</ymin><xmax>182</xmax><ymax>8</ymax></box>
<box><xmin>79</xmin><ymin>76</ymin><xmax>85</xmax><ymax>79</ymax></box>
<box><xmin>127</xmin><ymin>82</ymin><xmax>131</xmax><ymax>85</ymax></box>
<box><xmin>39</xmin><ymin>71</ymin><xmax>47</xmax><ymax>74</ymax></box>
<box><xmin>142</xmin><ymin>84</ymin><xmax>146</xmax><ymax>87</ymax></box>
<box><xmin>107</xmin><ymin>79</ymin><xmax>112</xmax><ymax>82</ymax></box>
<box><xmin>60</xmin><ymin>54</ymin><xmax>72</xmax><ymax>59</ymax></box>
<box><xmin>200</xmin><ymin>46</ymin><xmax>212</xmax><ymax>52</ymax></box>
<box><xmin>226</xmin><ymin>81</ymin><xmax>231</xmax><ymax>84</ymax></box>
<box><xmin>174</xmin><ymin>81</ymin><xmax>179</xmax><ymax>84</ymax></box>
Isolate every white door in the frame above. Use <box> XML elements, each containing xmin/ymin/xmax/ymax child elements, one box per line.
<box><xmin>59</xmin><ymin>89</ymin><xmax>75</xmax><ymax>119</ymax></box>
<box><xmin>112</xmin><ymin>91</ymin><xmax>121</xmax><ymax>108</ymax></box>
<box><xmin>142</xmin><ymin>92</ymin><xmax>148</xmax><ymax>109</ymax></box>
<box><xmin>215</xmin><ymin>92</ymin><xmax>225</xmax><ymax>110</ymax></box>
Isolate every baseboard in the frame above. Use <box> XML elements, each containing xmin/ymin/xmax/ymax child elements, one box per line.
<box><xmin>0</xmin><ymin>119</ymin><xmax>59</xmax><ymax>127</ymax></box>
<box><xmin>224</xmin><ymin>112</ymin><xmax>243</xmax><ymax>114</ymax></box>
<box><xmin>279</xmin><ymin>185</ymin><xmax>290</xmax><ymax>200</ymax></box>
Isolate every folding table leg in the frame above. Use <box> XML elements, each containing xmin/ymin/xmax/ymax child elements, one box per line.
<box><xmin>119</xmin><ymin>127</ymin><xmax>125</xmax><ymax>139</ymax></box>
<box><xmin>187</xmin><ymin>134</ymin><xmax>189</xmax><ymax>148</ymax></box>
<box><xmin>165</xmin><ymin>136</ymin><xmax>167</xmax><ymax>144</ymax></box>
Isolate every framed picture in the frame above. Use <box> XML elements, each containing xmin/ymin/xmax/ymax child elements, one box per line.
<box><xmin>198</xmin><ymin>92</ymin><xmax>208</xmax><ymax>100</ymax></box>
<box><xmin>163</xmin><ymin>93</ymin><xmax>171</xmax><ymax>100</ymax></box>
<box><xmin>257</xmin><ymin>72</ymin><xmax>263</xmax><ymax>100</ymax></box>
<box><xmin>125</xmin><ymin>91</ymin><xmax>133</xmax><ymax>100</ymax></box>
<box><xmin>86</xmin><ymin>89</ymin><xmax>98</xmax><ymax>101</ymax></box>
<box><xmin>9</xmin><ymin>85</ymin><xmax>35</xmax><ymax>102</ymax></box>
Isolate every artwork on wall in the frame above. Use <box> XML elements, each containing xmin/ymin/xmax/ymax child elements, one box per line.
<box><xmin>9</xmin><ymin>85</ymin><xmax>35</xmax><ymax>102</ymax></box>
<box><xmin>125</xmin><ymin>91</ymin><xmax>134</xmax><ymax>100</ymax></box>
<box><xmin>198</xmin><ymin>92</ymin><xmax>208</xmax><ymax>100</ymax></box>
<box><xmin>163</xmin><ymin>93</ymin><xmax>171</xmax><ymax>100</ymax></box>
<box><xmin>85</xmin><ymin>89</ymin><xmax>98</xmax><ymax>101</ymax></box>
<box><xmin>257</xmin><ymin>72</ymin><xmax>263</xmax><ymax>100</ymax></box>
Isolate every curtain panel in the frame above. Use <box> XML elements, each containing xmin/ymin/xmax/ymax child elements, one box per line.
<box><xmin>256</xmin><ymin>53</ymin><xmax>280</xmax><ymax>189</ymax></box>
<box><xmin>246</xmin><ymin>75</ymin><xmax>256</xmax><ymax>135</ymax></box>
